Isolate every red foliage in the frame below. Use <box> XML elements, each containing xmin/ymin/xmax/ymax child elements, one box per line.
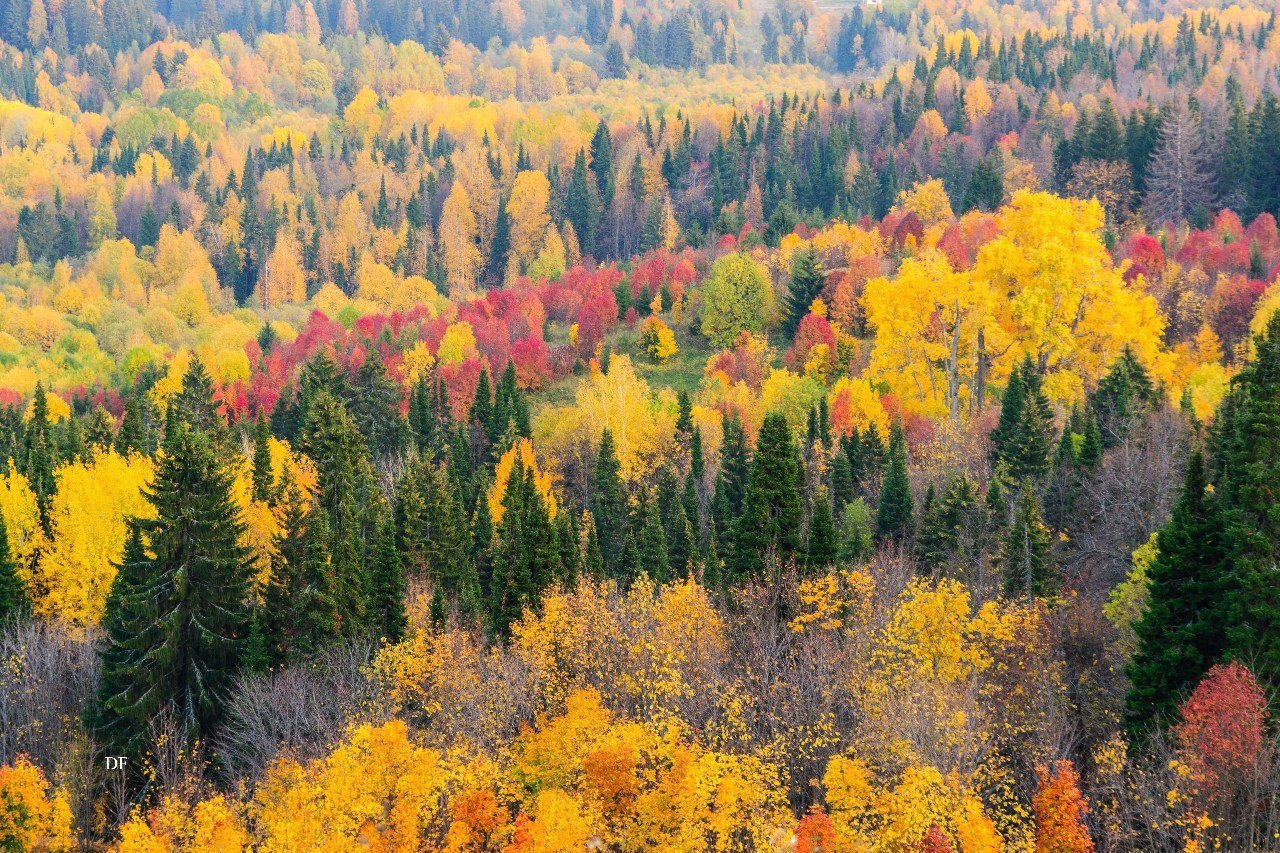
<box><xmin>1122</xmin><ymin>233</ymin><xmax>1166</xmax><ymax>282</ymax></box>
<box><xmin>1032</xmin><ymin>760</ymin><xmax>1094</xmax><ymax>853</ymax></box>
<box><xmin>705</xmin><ymin>331</ymin><xmax>772</xmax><ymax>389</ymax></box>
<box><xmin>795</xmin><ymin>807</ymin><xmax>838</xmax><ymax>853</ymax></box>
<box><xmin>1205</xmin><ymin>274</ymin><xmax>1267</xmax><ymax>349</ymax></box>
<box><xmin>1175</xmin><ymin>661</ymin><xmax>1265</xmax><ymax>801</ymax></box>
<box><xmin>510</xmin><ymin>335</ymin><xmax>551</xmax><ymax>390</ymax></box>
<box><xmin>918</xmin><ymin>825</ymin><xmax>955</xmax><ymax>853</ymax></box>
<box><xmin>784</xmin><ymin>313</ymin><xmax>837</xmax><ymax>372</ymax></box>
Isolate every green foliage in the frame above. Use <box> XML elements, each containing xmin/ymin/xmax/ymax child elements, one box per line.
<box><xmin>999</xmin><ymin>483</ymin><xmax>1055</xmax><ymax>599</ymax></box>
<box><xmin>1125</xmin><ymin>452</ymin><xmax>1232</xmax><ymax>735</ymax></box>
<box><xmin>699</xmin><ymin>252</ymin><xmax>775</xmax><ymax>348</ymax></box>
<box><xmin>876</xmin><ymin>421</ymin><xmax>913</xmax><ymax>540</ymax></box>
<box><xmin>94</xmin><ymin>421</ymin><xmax>251</xmax><ymax>754</ymax></box>
<box><xmin>990</xmin><ymin>356</ymin><xmax>1054</xmax><ymax>482</ymax></box>
<box><xmin>733</xmin><ymin>412</ymin><xmax>802</xmax><ymax>579</ymax></box>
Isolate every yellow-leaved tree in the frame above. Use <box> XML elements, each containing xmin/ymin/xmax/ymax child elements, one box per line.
<box><xmin>970</xmin><ymin>191</ymin><xmax>1167</xmax><ymax>402</ymax></box>
<box><xmin>0</xmin><ymin>757</ymin><xmax>74</xmax><ymax>852</ymax></box>
<box><xmin>34</xmin><ymin>448</ymin><xmax>155</xmax><ymax>625</ymax></box>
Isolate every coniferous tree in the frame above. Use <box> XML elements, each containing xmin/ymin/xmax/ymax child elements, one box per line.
<box><xmin>734</xmin><ymin>412</ymin><xmax>802</xmax><ymax>579</ymax></box>
<box><xmin>1000</xmin><ymin>484</ymin><xmax>1055</xmax><ymax>599</ymax></box>
<box><xmin>251</xmin><ymin>415</ymin><xmax>273</xmax><ymax>502</ymax></box>
<box><xmin>1218</xmin><ymin>312</ymin><xmax>1280</xmax><ymax>683</ymax></box>
<box><xmin>472</xmin><ymin>488</ymin><xmax>496</xmax><ymax>600</ymax></box>
<box><xmin>1126</xmin><ymin>451</ymin><xmax>1232</xmax><ymax>733</ymax></box>
<box><xmin>639</xmin><ymin>498</ymin><xmax>670</xmax><ymax>582</ymax></box>
<box><xmin>370</xmin><ymin>513</ymin><xmax>408</xmax><ymax>642</ymax></box>
<box><xmin>556</xmin><ymin>509</ymin><xmax>581</xmax><ymax>585</ymax></box>
<box><xmin>876</xmin><ymin>421</ymin><xmax>913</xmax><ymax>540</ymax></box>
<box><xmin>1089</xmin><ymin>347</ymin><xmax>1156</xmax><ymax>448</ymax></box>
<box><xmin>299</xmin><ymin>391</ymin><xmax>379</xmax><ymax>634</ymax></box>
<box><xmin>583</xmin><ymin>512</ymin><xmax>604</xmax><ymax>581</ymax></box>
<box><xmin>490</xmin><ymin>462</ymin><xmax>559</xmax><ymax>636</ymax></box>
<box><xmin>0</xmin><ymin>513</ymin><xmax>26</xmax><ymax>621</ymax></box>
<box><xmin>805</xmin><ymin>487</ymin><xmax>838</xmax><ymax>572</ymax></box>
<box><xmin>23</xmin><ymin>381</ymin><xmax>56</xmax><ymax>531</ymax></box>
<box><xmin>991</xmin><ymin>356</ymin><xmax>1054</xmax><ymax>481</ymax></box>
<box><xmin>94</xmin><ymin>423</ymin><xmax>251</xmax><ymax>753</ymax></box>
<box><xmin>783</xmin><ymin>247</ymin><xmax>824</xmax><ymax>339</ymax></box>
<box><xmin>592</xmin><ymin>429</ymin><xmax>627</xmax><ymax>579</ymax></box>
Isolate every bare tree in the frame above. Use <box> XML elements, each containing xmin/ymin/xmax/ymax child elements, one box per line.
<box><xmin>1145</xmin><ymin>100</ymin><xmax>1216</xmax><ymax>227</ymax></box>
<box><xmin>217</xmin><ymin>641</ymin><xmax>379</xmax><ymax>781</ymax></box>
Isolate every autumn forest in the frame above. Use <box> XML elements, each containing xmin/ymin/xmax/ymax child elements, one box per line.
<box><xmin>0</xmin><ymin>0</ymin><xmax>1279</xmax><ymax>848</ymax></box>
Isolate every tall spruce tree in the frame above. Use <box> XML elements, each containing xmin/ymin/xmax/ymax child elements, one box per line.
<box><xmin>370</xmin><ymin>513</ymin><xmax>408</xmax><ymax>642</ymax></box>
<box><xmin>251</xmin><ymin>415</ymin><xmax>273</xmax><ymax>502</ymax></box>
<box><xmin>991</xmin><ymin>356</ymin><xmax>1054</xmax><ymax>481</ymax></box>
<box><xmin>592</xmin><ymin>429</ymin><xmax>627</xmax><ymax>579</ymax></box>
<box><xmin>0</xmin><ymin>513</ymin><xmax>26</xmax><ymax>621</ymax></box>
<box><xmin>999</xmin><ymin>484</ymin><xmax>1055</xmax><ymax>599</ymax></box>
<box><xmin>876</xmin><ymin>420</ymin><xmax>913</xmax><ymax>540</ymax></box>
<box><xmin>783</xmin><ymin>248</ymin><xmax>824</xmax><ymax>339</ymax></box>
<box><xmin>1218</xmin><ymin>312</ymin><xmax>1280</xmax><ymax>684</ymax></box>
<box><xmin>94</xmin><ymin>423</ymin><xmax>251</xmax><ymax>753</ymax></box>
<box><xmin>299</xmin><ymin>391</ymin><xmax>380</xmax><ymax>634</ymax></box>
<box><xmin>733</xmin><ymin>412</ymin><xmax>802</xmax><ymax>579</ymax></box>
<box><xmin>1126</xmin><ymin>451</ymin><xmax>1232</xmax><ymax>733</ymax></box>
<box><xmin>1090</xmin><ymin>347</ymin><xmax>1157</xmax><ymax>448</ymax></box>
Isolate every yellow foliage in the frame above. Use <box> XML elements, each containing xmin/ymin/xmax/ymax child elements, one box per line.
<box><xmin>0</xmin><ymin>757</ymin><xmax>74</xmax><ymax>852</ymax></box>
<box><xmin>113</xmin><ymin>795</ymin><xmax>248</xmax><ymax>853</ymax></box>
<box><xmin>894</xmin><ymin>179</ymin><xmax>955</xmax><ymax>227</ymax></box>
<box><xmin>639</xmin><ymin>316</ymin><xmax>678</xmax><ymax>362</ymax></box>
<box><xmin>230</xmin><ymin>438</ymin><xmax>317</xmax><ymax>588</ymax></box>
<box><xmin>0</xmin><ymin>464</ymin><xmax>41</xmax><ymax>581</ymax></box>
<box><xmin>34</xmin><ymin>449</ymin><xmax>156</xmax><ymax>625</ymax></box>
<box><xmin>489</xmin><ymin>438</ymin><xmax>558</xmax><ymax>523</ymax></box>
<box><xmin>538</xmin><ymin>355</ymin><xmax>675</xmax><ymax>482</ymax></box>
<box><xmin>253</xmin><ymin>720</ymin><xmax>447</xmax><ymax>851</ymax></box>
<box><xmin>437</xmin><ymin>321</ymin><xmax>479</xmax><ymax>365</ymax></box>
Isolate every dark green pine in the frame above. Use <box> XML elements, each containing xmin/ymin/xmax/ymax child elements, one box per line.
<box><xmin>999</xmin><ymin>484</ymin><xmax>1055</xmax><ymax>600</ymax></box>
<box><xmin>94</xmin><ymin>425</ymin><xmax>252</xmax><ymax>754</ymax></box>
<box><xmin>592</xmin><ymin>429</ymin><xmax>627</xmax><ymax>579</ymax></box>
<box><xmin>1218</xmin><ymin>312</ymin><xmax>1280</xmax><ymax>684</ymax></box>
<box><xmin>805</xmin><ymin>488</ymin><xmax>838</xmax><ymax>572</ymax></box>
<box><xmin>1126</xmin><ymin>451</ymin><xmax>1232</xmax><ymax>735</ymax></box>
<box><xmin>876</xmin><ymin>421</ymin><xmax>913</xmax><ymax>540</ymax></box>
<box><xmin>370</xmin><ymin>513</ymin><xmax>408</xmax><ymax>643</ymax></box>
<box><xmin>0</xmin><ymin>512</ymin><xmax>27</xmax><ymax>621</ymax></box>
<box><xmin>639</xmin><ymin>497</ymin><xmax>670</xmax><ymax>582</ymax></box>
<box><xmin>734</xmin><ymin>412</ymin><xmax>803</xmax><ymax>579</ymax></box>
<box><xmin>782</xmin><ymin>247</ymin><xmax>824</xmax><ymax>339</ymax></box>
<box><xmin>251</xmin><ymin>414</ymin><xmax>273</xmax><ymax>502</ymax></box>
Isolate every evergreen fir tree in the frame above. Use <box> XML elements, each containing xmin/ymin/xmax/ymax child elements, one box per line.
<box><xmin>639</xmin><ymin>497</ymin><xmax>670</xmax><ymax>582</ymax></box>
<box><xmin>991</xmin><ymin>356</ymin><xmax>1054</xmax><ymax>481</ymax></box>
<box><xmin>783</xmin><ymin>248</ymin><xmax>824</xmax><ymax>339</ymax></box>
<box><xmin>0</xmin><ymin>513</ymin><xmax>26</xmax><ymax>621</ymax></box>
<box><xmin>1089</xmin><ymin>347</ymin><xmax>1157</xmax><ymax>448</ymax></box>
<box><xmin>23</xmin><ymin>381</ymin><xmax>56</xmax><ymax>531</ymax></box>
<box><xmin>251</xmin><ymin>414</ymin><xmax>273</xmax><ymax>502</ymax></box>
<box><xmin>1000</xmin><ymin>484</ymin><xmax>1055</xmax><ymax>599</ymax></box>
<box><xmin>299</xmin><ymin>391</ymin><xmax>379</xmax><ymax>634</ymax></box>
<box><xmin>556</xmin><ymin>509</ymin><xmax>581</xmax><ymax>585</ymax></box>
<box><xmin>876</xmin><ymin>421</ymin><xmax>913</xmax><ymax>540</ymax></box>
<box><xmin>583</xmin><ymin>512</ymin><xmax>604</xmax><ymax>581</ymax></box>
<box><xmin>592</xmin><ymin>429</ymin><xmax>627</xmax><ymax>579</ymax></box>
<box><xmin>369</xmin><ymin>513</ymin><xmax>407</xmax><ymax>642</ymax></box>
<box><xmin>94</xmin><ymin>424</ymin><xmax>251</xmax><ymax>753</ymax></box>
<box><xmin>734</xmin><ymin>412</ymin><xmax>802</xmax><ymax>579</ymax></box>
<box><xmin>1218</xmin><ymin>313</ymin><xmax>1280</xmax><ymax>684</ymax></box>
<box><xmin>1126</xmin><ymin>451</ymin><xmax>1232</xmax><ymax>734</ymax></box>
<box><xmin>805</xmin><ymin>487</ymin><xmax>838</xmax><ymax>572</ymax></box>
